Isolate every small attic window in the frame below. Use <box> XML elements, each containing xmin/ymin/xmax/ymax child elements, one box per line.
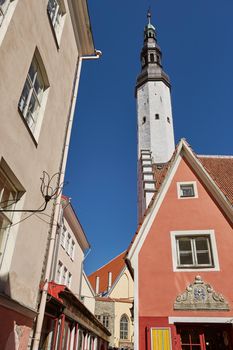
<box><xmin>167</xmin><ymin>117</ymin><xmax>170</xmax><ymax>123</ymax></box>
<box><xmin>155</xmin><ymin>114</ymin><xmax>159</xmax><ymax>120</ymax></box>
<box><xmin>142</xmin><ymin>116</ymin><xmax>146</xmax><ymax>124</ymax></box>
<box><xmin>177</xmin><ymin>182</ymin><xmax>198</xmax><ymax>199</ymax></box>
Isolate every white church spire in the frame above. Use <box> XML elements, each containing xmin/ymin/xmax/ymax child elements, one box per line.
<box><xmin>136</xmin><ymin>11</ymin><xmax>175</xmax><ymax>221</ymax></box>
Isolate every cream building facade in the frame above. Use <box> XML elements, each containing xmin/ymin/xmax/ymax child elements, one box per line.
<box><xmin>89</xmin><ymin>252</ymin><xmax>134</xmax><ymax>350</ymax></box>
<box><xmin>0</xmin><ymin>0</ymin><xmax>98</xmax><ymax>348</ymax></box>
<box><xmin>52</xmin><ymin>196</ymin><xmax>90</xmax><ymax>297</ymax></box>
<box><xmin>81</xmin><ymin>271</ymin><xmax>96</xmax><ymax>314</ymax></box>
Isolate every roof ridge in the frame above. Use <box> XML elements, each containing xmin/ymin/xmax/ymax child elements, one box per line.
<box><xmin>198</xmin><ymin>155</ymin><xmax>233</xmax><ymax>159</ymax></box>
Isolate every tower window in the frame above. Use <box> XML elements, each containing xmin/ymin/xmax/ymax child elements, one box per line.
<box><xmin>155</xmin><ymin>114</ymin><xmax>159</xmax><ymax>120</ymax></box>
<box><xmin>167</xmin><ymin>117</ymin><xmax>170</xmax><ymax>123</ymax></box>
<box><xmin>157</xmin><ymin>55</ymin><xmax>160</xmax><ymax>64</ymax></box>
<box><xmin>150</xmin><ymin>54</ymin><xmax>154</xmax><ymax>63</ymax></box>
<box><xmin>142</xmin><ymin>116</ymin><xmax>146</xmax><ymax>124</ymax></box>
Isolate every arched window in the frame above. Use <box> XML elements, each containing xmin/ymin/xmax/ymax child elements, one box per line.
<box><xmin>120</xmin><ymin>315</ymin><xmax>129</xmax><ymax>340</ymax></box>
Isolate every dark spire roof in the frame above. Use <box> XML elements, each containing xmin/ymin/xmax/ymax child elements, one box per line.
<box><xmin>136</xmin><ymin>11</ymin><xmax>170</xmax><ymax>90</ymax></box>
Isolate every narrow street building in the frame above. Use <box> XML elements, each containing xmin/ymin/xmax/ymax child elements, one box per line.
<box><xmin>89</xmin><ymin>252</ymin><xmax>134</xmax><ymax>350</ymax></box>
<box><xmin>0</xmin><ymin>1</ymin><xmax>100</xmax><ymax>348</ymax></box>
<box><xmin>126</xmin><ymin>13</ymin><xmax>233</xmax><ymax>350</ymax></box>
<box><xmin>39</xmin><ymin>196</ymin><xmax>110</xmax><ymax>349</ymax></box>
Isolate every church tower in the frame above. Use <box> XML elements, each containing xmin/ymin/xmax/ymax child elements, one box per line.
<box><xmin>136</xmin><ymin>11</ymin><xmax>175</xmax><ymax>221</ymax></box>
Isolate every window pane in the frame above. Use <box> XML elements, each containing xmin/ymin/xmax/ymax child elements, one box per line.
<box><xmin>195</xmin><ymin>238</ymin><xmax>208</xmax><ymax>251</ymax></box>
<box><xmin>19</xmin><ymin>53</ymin><xmax>47</xmax><ymax>134</ymax></box>
<box><xmin>120</xmin><ymin>316</ymin><xmax>128</xmax><ymax>339</ymax></box>
<box><xmin>34</xmin><ymin>73</ymin><xmax>44</xmax><ymax>100</ymax></box>
<box><xmin>48</xmin><ymin>0</ymin><xmax>58</xmax><ymax>22</ymax></box>
<box><xmin>28</xmin><ymin>61</ymin><xmax>37</xmax><ymax>83</ymax></box>
<box><xmin>18</xmin><ymin>80</ymin><xmax>31</xmax><ymax>114</ymax></box>
<box><xmin>180</xmin><ymin>252</ymin><xmax>193</xmax><ymax>265</ymax></box>
<box><xmin>196</xmin><ymin>252</ymin><xmax>211</xmax><ymax>265</ymax></box>
<box><xmin>179</xmin><ymin>239</ymin><xmax>192</xmax><ymax>251</ymax></box>
<box><xmin>180</xmin><ymin>184</ymin><xmax>194</xmax><ymax>197</ymax></box>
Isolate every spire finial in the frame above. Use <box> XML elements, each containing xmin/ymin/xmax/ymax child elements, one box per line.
<box><xmin>147</xmin><ymin>7</ymin><xmax>151</xmax><ymax>24</ymax></box>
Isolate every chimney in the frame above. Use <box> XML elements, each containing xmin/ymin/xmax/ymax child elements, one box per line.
<box><xmin>108</xmin><ymin>272</ymin><xmax>112</xmax><ymax>291</ymax></box>
<box><xmin>95</xmin><ymin>276</ymin><xmax>99</xmax><ymax>294</ymax></box>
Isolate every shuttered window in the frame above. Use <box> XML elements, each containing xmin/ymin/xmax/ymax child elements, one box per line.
<box><xmin>151</xmin><ymin>328</ymin><xmax>171</xmax><ymax>350</ymax></box>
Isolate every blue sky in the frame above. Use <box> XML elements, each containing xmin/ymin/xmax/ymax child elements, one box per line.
<box><xmin>65</xmin><ymin>1</ymin><xmax>233</xmax><ymax>275</ymax></box>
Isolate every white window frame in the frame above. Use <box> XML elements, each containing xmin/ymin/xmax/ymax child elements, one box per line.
<box><xmin>61</xmin><ymin>265</ymin><xmax>67</xmax><ymax>285</ymax></box>
<box><xmin>47</xmin><ymin>0</ymin><xmax>66</xmax><ymax>45</ymax></box>
<box><xmin>120</xmin><ymin>315</ymin><xmax>129</xmax><ymax>340</ymax></box>
<box><xmin>0</xmin><ymin>163</ymin><xmax>25</xmax><ymax>265</ymax></box>
<box><xmin>70</xmin><ymin>239</ymin><xmax>75</xmax><ymax>260</ymax></box>
<box><xmin>18</xmin><ymin>49</ymin><xmax>49</xmax><ymax>142</ymax></box>
<box><xmin>66</xmin><ymin>232</ymin><xmax>71</xmax><ymax>254</ymax></box>
<box><xmin>0</xmin><ymin>0</ymin><xmax>11</xmax><ymax>25</ymax></box>
<box><xmin>0</xmin><ymin>0</ymin><xmax>18</xmax><ymax>46</ymax></box>
<box><xmin>60</xmin><ymin>225</ymin><xmax>66</xmax><ymax>249</ymax></box>
<box><xmin>67</xmin><ymin>272</ymin><xmax>72</xmax><ymax>288</ymax></box>
<box><xmin>56</xmin><ymin>260</ymin><xmax>63</xmax><ymax>284</ymax></box>
<box><xmin>102</xmin><ymin>314</ymin><xmax>109</xmax><ymax>329</ymax></box>
<box><xmin>170</xmin><ymin>230</ymin><xmax>220</xmax><ymax>272</ymax></box>
<box><xmin>177</xmin><ymin>181</ymin><xmax>198</xmax><ymax>199</ymax></box>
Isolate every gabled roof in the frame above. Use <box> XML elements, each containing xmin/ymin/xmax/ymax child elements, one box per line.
<box><xmin>88</xmin><ymin>251</ymin><xmax>126</xmax><ymax>295</ymax></box>
<box><xmin>125</xmin><ymin>139</ymin><xmax>233</xmax><ymax>271</ymax></box>
<box><xmin>198</xmin><ymin>156</ymin><xmax>233</xmax><ymax>206</ymax></box>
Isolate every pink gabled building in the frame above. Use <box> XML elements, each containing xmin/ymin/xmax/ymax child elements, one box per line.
<box><xmin>125</xmin><ymin>12</ymin><xmax>233</xmax><ymax>350</ymax></box>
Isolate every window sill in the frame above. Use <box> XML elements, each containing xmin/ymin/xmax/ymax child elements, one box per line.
<box><xmin>175</xmin><ymin>266</ymin><xmax>219</xmax><ymax>272</ymax></box>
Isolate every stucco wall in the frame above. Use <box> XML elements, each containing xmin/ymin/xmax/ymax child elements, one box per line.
<box><xmin>114</xmin><ymin>301</ymin><xmax>133</xmax><ymax>348</ymax></box>
<box><xmin>81</xmin><ymin>273</ymin><xmax>96</xmax><ymax>314</ymax></box>
<box><xmin>139</xmin><ymin>157</ymin><xmax>233</xmax><ymax>318</ymax></box>
<box><xmin>95</xmin><ymin>300</ymin><xmax>115</xmax><ymax>346</ymax></box>
<box><xmin>137</xmin><ymin>81</ymin><xmax>175</xmax><ymax>164</ymax></box>
<box><xmin>0</xmin><ymin>0</ymin><xmax>78</xmax><ymax>311</ymax></box>
<box><xmin>110</xmin><ymin>269</ymin><xmax>134</xmax><ymax>300</ymax></box>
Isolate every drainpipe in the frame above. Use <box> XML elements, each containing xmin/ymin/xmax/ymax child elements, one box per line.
<box><xmin>31</xmin><ymin>49</ymin><xmax>102</xmax><ymax>350</ymax></box>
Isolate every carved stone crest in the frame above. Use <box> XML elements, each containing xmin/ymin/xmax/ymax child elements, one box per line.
<box><xmin>174</xmin><ymin>275</ymin><xmax>229</xmax><ymax>310</ymax></box>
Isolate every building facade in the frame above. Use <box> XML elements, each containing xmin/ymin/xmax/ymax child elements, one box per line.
<box><xmin>0</xmin><ymin>0</ymin><xmax>98</xmax><ymax>348</ymax></box>
<box><xmin>126</xmin><ymin>13</ymin><xmax>233</xmax><ymax>350</ymax></box>
<box><xmin>39</xmin><ymin>196</ymin><xmax>110</xmax><ymax>350</ymax></box>
<box><xmin>89</xmin><ymin>252</ymin><xmax>134</xmax><ymax>350</ymax></box>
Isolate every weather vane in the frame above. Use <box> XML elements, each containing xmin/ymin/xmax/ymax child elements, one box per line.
<box><xmin>147</xmin><ymin>6</ymin><xmax>152</xmax><ymax>24</ymax></box>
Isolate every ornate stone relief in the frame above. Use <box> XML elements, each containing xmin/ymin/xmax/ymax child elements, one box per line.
<box><xmin>174</xmin><ymin>275</ymin><xmax>229</xmax><ymax>311</ymax></box>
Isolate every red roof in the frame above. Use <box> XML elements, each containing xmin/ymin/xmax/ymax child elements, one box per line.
<box><xmin>198</xmin><ymin>156</ymin><xmax>233</xmax><ymax>206</ymax></box>
<box><xmin>153</xmin><ymin>154</ymin><xmax>233</xmax><ymax>207</ymax></box>
<box><xmin>88</xmin><ymin>251</ymin><xmax>126</xmax><ymax>294</ymax></box>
